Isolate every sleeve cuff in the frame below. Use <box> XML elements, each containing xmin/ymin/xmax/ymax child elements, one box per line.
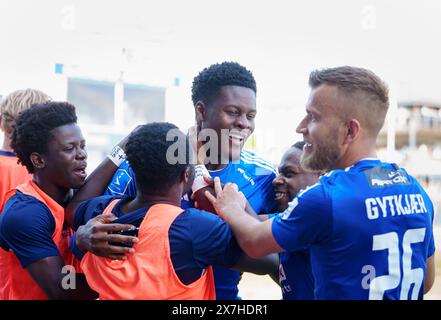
<box><xmin>70</xmin><ymin>233</ymin><xmax>85</xmax><ymax>261</ymax></box>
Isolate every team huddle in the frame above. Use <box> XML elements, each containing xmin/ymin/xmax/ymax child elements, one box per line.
<box><xmin>0</xmin><ymin>62</ymin><xmax>435</xmax><ymax>300</ymax></box>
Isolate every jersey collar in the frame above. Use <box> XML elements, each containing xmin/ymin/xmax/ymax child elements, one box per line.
<box><xmin>0</xmin><ymin>150</ymin><xmax>16</xmax><ymax>157</ymax></box>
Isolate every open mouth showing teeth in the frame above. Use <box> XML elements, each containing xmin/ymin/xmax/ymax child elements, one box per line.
<box><xmin>304</xmin><ymin>143</ymin><xmax>313</xmax><ymax>150</ymax></box>
<box><xmin>74</xmin><ymin>168</ymin><xmax>87</xmax><ymax>176</ymax></box>
<box><xmin>274</xmin><ymin>192</ymin><xmax>286</xmax><ymax>200</ymax></box>
<box><xmin>229</xmin><ymin>135</ymin><xmax>245</xmax><ymax>142</ymax></box>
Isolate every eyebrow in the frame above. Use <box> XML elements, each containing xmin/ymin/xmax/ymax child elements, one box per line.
<box><xmin>62</xmin><ymin>139</ymin><xmax>86</xmax><ymax>145</ymax></box>
<box><xmin>224</xmin><ymin>105</ymin><xmax>257</xmax><ymax>112</ymax></box>
<box><xmin>279</xmin><ymin>164</ymin><xmax>300</xmax><ymax>172</ymax></box>
<box><xmin>306</xmin><ymin>107</ymin><xmax>320</xmax><ymax>116</ymax></box>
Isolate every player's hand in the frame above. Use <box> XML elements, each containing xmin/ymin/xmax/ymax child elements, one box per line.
<box><xmin>205</xmin><ymin>177</ymin><xmax>247</xmax><ymax>221</ymax></box>
<box><xmin>191</xmin><ymin>175</ymin><xmax>216</xmax><ymax>213</ymax></box>
<box><xmin>75</xmin><ymin>213</ymin><xmax>139</xmax><ymax>260</ymax></box>
<box><xmin>192</xmin><ymin>185</ymin><xmax>217</xmax><ymax>213</ymax></box>
<box><xmin>188</xmin><ymin>125</ymin><xmax>206</xmax><ymax>165</ymax></box>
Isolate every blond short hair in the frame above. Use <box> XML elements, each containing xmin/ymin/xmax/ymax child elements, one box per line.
<box><xmin>0</xmin><ymin>89</ymin><xmax>51</xmax><ymax>124</ymax></box>
<box><xmin>309</xmin><ymin>66</ymin><xmax>389</xmax><ymax>137</ymax></box>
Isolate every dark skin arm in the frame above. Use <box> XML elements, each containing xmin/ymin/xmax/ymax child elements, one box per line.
<box><xmin>75</xmin><ymin>213</ymin><xmax>138</xmax><ymax>260</ymax></box>
<box><xmin>193</xmin><ymin>177</ymin><xmax>278</xmax><ymax>283</ymax></box>
<box><xmin>232</xmin><ymin>253</ymin><xmax>280</xmax><ymax>285</ymax></box>
<box><xmin>66</xmin><ymin>132</ymin><xmax>140</xmax><ymax>259</ymax></box>
<box><xmin>66</xmin><ymin>129</ymin><xmax>140</xmax><ymax>228</ymax></box>
<box><xmin>26</xmin><ymin>256</ymin><xmax>98</xmax><ymax>300</ymax></box>
<box><xmin>65</xmin><ymin>158</ymin><xmax>123</xmax><ymax>228</ymax></box>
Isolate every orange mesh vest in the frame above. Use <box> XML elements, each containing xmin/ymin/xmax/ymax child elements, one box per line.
<box><xmin>0</xmin><ymin>153</ymin><xmax>32</xmax><ymax>213</ymax></box>
<box><xmin>81</xmin><ymin>201</ymin><xmax>216</xmax><ymax>300</ymax></box>
<box><xmin>0</xmin><ymin>180</ymin><xmax>78</xmax><ymax>299</ymax></box>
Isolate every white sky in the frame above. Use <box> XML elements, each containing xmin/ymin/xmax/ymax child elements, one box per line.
<box><xmin>1</xmin><ymin>0</ymin><xmax>440</xmax><ymax>161</ymax></box>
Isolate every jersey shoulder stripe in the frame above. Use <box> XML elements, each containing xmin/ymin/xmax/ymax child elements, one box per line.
<box><xmin>240</xmin><ymin>150</ymin><xmax>277</xmax><ymax>174</ymax></box>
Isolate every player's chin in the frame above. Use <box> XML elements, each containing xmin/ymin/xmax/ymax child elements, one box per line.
<box><xmin>69</xmin><ymin>174</ymin><xmax>87</xmax><ymax>189</ymax></box>
<box><xmin>275</xmin><ymin>199</ymin><xmax>289</xmax><ymax>212</ymax></box>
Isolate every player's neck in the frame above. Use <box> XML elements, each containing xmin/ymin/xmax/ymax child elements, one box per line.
<box><xmin>337</xmin><ymin>144</ymin><xmax>377</xmax><ymax>169</ymax></box>
<box><xmin>1</xmin><ymin>136</ymin><xmax>13</xmax><ymax>152</ymax></box>
<box><xmin>205</xmin><ymin>153</ymin><xmax>239</xmax><ymax>171</ymax></box>
<box><xmin>32</xmin><ymin>176</ymin><xmax>72</xmax><ymax>206</ymax></box>
<box><xmin>126</xmin><ymin>188</ymin><xmax>182</xmax><ymax>211</ymax></box>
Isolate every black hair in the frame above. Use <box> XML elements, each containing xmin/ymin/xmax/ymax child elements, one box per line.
<box><xmin>191</xmin><ymin>61</ymin><xmax>256</xmax><ymax>106</ymax></box>
<box><xmin>292</xmin><ymin>141</ymin><xmax>305</xmax><ymax>151</ymax></box>
<box><xmin>125</xmin><ymin>122</ymin><xmax>190</xmax><ymax>194</ymax></box>
<box><xmin>11</xmin><ymin>101</ymin><xmax>77</xmax><ymax>173</ymax></box>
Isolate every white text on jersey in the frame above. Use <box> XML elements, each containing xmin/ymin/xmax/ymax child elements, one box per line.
<box><xmin>365</xmin><ymin>194</ymin><xmax>427</xmax><ymax>220</ymax></box>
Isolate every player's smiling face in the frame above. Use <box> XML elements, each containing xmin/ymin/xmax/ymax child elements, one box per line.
<box><xmin>272</xmin><ymin>147</ymin><xmax>319</xmax><ymax>211</ymax></box>
<box><xmin>296</xmin><ymin>84</ymin><xmax>347</xmax><ymax>172</ymax></box>
<box><xmin>198</xmin><ymin>85</ymin><xmax>256</xmax><ymax>166</ymax></box>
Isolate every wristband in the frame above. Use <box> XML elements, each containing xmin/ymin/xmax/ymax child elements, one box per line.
<box><xmin>107</xmin><ymin>145</ymin><xmax>127</xmax><ymax>166</ymax></box>
<box><xmin>192</xmin><ymin>165</ymin><xmax>212</xmax><ymax>193</ymax></box>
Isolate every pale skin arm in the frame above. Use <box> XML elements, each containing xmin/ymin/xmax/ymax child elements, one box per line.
<box><xmin>208</xmin><ymin>178</ymin><xmax>436</xmax><ymax>295</ymax></box>
<box><xmin>424</xmin><ymin>254</ymin><xmax>435</xmax><ymax>294</ymax></box>
<box><xmin>205</xmin><ymin>177</ymin><xmax>284</xmax><ymax>259</ymax></box>
<box><xmin>195</xmin><ymin>176</ymin><xmax>267</xmax><ymax>221</ymax></box>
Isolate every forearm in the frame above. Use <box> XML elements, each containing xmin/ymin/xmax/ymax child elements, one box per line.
<box><xmin>65</xmin><ymin>159</ymin><xmax>118</xmax><ymax>228</ymax></box>
<box><xmin>244</xmin><ymin>201</ymin><xmax>267</xmax><ymax>221</ymax></box>
<box><xmin>48</xmin><ymin>272</ymin><xmax>97</xmax><ymax>300</ymax></box>
<box><xmin>233</xmin><ymin>252</ymin><xmax>279</xmax><ymax>276</ymax></box>
<box><xmin>224</xmin><ymin>208</ymin><xmax>274</xmax><ymax>258</ymax></box>
<box><xmin>424</xmin><ymin>254</ymin><xmax>435</xmax><ymax>294</ymax></box>
<box><xmin>207</xmin><ymin>179</ymin><xmax>283</xmax><ymax>259</ymax></box>
<box><xmin>27</xmin><ymin>257</ymin><xmax>98</xmax><ymax>300</ymax></box>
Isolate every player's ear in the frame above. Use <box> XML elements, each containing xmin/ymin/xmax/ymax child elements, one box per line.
<box><xmin>30</xmin><ymin>152</ymin><xmax>46</xmax><ymax>170</ymax></box>
<box><xmin>344</xmin><ymin>118</ymin><xmax>361</xmax><ymax>144</ymax></box>
<box><xmin>195</xmin><ymin>101</ymin><xmax>207</xmax><ymax>129</ymax></box>
<box><xmin>0</xmin><ymin>116</ymin><xmax>13</xmax><ymax>135</ymax></box>
<box><xmin>179</xmin><ymin>166</ymin><xmax>194</xmax><ymax>195</ymax></box>
<box><xmin>182</xmin><ymin>165</ymin><xmax>194</xmax><ymax>184</ymax></box>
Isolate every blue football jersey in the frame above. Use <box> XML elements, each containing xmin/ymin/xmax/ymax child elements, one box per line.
<box><xmin>272</xmin><ymin>159</ymin><xmax>435</xmax><ymax>300</ymax></box>
<box><xmin>270</xmin><ymin>212</ymin><xmax>315</xmax><ymax>300</ymax></box>
<box><xmin>104</xmin><ymin>150</ymin><xmax>277</xmax><ymax>300</ymax></box>
<box><xmin>210</xmin><ymin>150</ymin><xmax>277</xmax><ymax>300</ymax></box>
<box><xmin>104</xmin><ymin>160</ymin><xmax>136</xmax><ymax>197</ymax></box>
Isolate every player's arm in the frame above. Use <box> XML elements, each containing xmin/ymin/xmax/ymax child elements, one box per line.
<box><xmin>65</xmin><ymin>159</ymin><xmax>120</xmax><ymax>228</ymax></box>
<box><xmin>205</xmin><ymin>178</ymin><xmax>283</xmax><ymax>258</ymax></box>
<box><xmin>71</xmin><ymin>199</ymin><xmax>138</xmax><ymax>260</ymax></box>
<box><xmin>73</xmin><ymin>214</ymin><xmax>138</xmax><ymax>260</ymax></box>
<box><xmin>193</xmin><ymin>177</ymin><xmax>267</xmax><ymax>221</ymax></box>
<box><xmin>183</xmin><ymin>208</ymin><xmax>280</xmax><ymax>283</ymax></box>
<box><xmin>206</xmin><ymin>178</ymin><xmax>331</xmax><ymax>259</ymax></box>
<box><xmin>26</xmin><ymin>256</ymin><xmax>97</xmax><ymax>299</ymax></box>
<box><xmin>225</xmin><ymin>213</ymin><xmax>282</xmax><ymax>258</ymax></box>
<box><xmin>65</xmin><ymin>134</ymin><xmax>132</xmax><ymax>228</ymax></box>
<box><xmin>424</xmin><ymin>254</ymin><xmax>435</xmax><ymax>294</ymax></box>
<box><xmin>232</xmin><ymin>253</ymin><xmax>280</xmax><ymax>284</ymax></box>
<box><xmin>0</xmin><ymin>202</ymin><xmax>97</xmax><ymax>299</ymax></box>
<box><xmin>424</xmin><ymin>208</ymin><xmax>436</xmax><ymax>294</ymax></box>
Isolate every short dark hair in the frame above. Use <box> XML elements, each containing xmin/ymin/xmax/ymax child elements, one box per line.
<box><xmin>292</xmin><ymin>141</ymin><xmax>305</xmax><ymax>150</ymax></box>
<box><xmin>191</xmin><ymin>61</ymin><xmax>256</xmax><ymax>106</ymax></box>
<box><xmin>125</xmin><ymin>122</ymin><xmax>190</xmax><ymax>194</ymax></box>
<box><xmin>309</xmin><ymin>66</ymin><xmax>389</xmax><ymax>136</ymax></box>
<box><xmin>11</xmin><ymin>101</ymin><xmax>77</xmax><ymax>173</ymax></box>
